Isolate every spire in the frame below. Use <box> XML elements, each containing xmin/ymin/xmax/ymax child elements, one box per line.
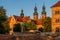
<box><xmin>33</xmin><ymin>3</ymin><xmax>38</xmax><ymax>15</ymax></box>
<box><xmin>42</xmin><ymin>4</ymin><xmax>45</xmax><ymax>12</ymax></box>
<box><xmin>42</xmin><ymin>3</ymin><xmax>46</xmax><ymax>14</ymax></box>
<box><xmin>21</xmin><ymin>9</ymin><xmax>23</xmax><ymax>13</ymax></box>
<box><xmin>20</xmin><ymin>9</ymin><xmax>24</xmax><ymax>18</ymax></box>
<box><xmin>41</xmin><ymin>3</ymin><xmax>46</xmax><ymax>19</ymax></box>
<box><xmin>33</xmin><ymin>3</ymin><xmax>38</xmax><ymax>20</ymax></box>
<box><xmin>34</xmin><ymin>3</ymin><xmax>37</xmax><ymax>12</ymax></box>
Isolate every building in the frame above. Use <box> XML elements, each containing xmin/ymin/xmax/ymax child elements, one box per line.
<box><xmin>8</xmin><ymin>4</ymin><xmax>47</xmax><ymax>35</ymax></box>
<box><xmin>51</xmin><ymin>0</ymin><xmax>60</xmax><ymax>33</ymax></box>
<box><xmin>33</xmin><ymin>4</ymin><xmax>46</xmax><ymax>29</ymax></box>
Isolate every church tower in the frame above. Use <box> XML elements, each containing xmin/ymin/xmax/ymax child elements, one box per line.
<box><xmin>33</xmin><ymin>6</ymin><xmax>38</xmax><ymax>20</ymax></box>
<box><xmin>51</xmin><ymin>0</ymin><xmax>60</xmax><ymax>33</ymax></box>
<box><xmin>41</xmin><ymin>4</ymin><xmax>46</xmax><ymax>19</ymax></box>
<box><xmin>20</xmin><ymin>9</ymin><xmax>24</xmax><ymax>18</ymax></box>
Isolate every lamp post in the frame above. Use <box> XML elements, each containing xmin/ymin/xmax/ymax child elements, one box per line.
<box><xmin>21</xmin><ymin>23</ymin><xmax>24</xmax><ymax>32</ymax></box>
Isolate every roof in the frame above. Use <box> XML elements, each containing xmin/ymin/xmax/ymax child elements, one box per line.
<box><xmin>13</xmin><ymin>15</ymin><xmax>23</xmax><ymax>22</ymax></box>
<box><xmin>36</xmin><ymin>19</ymin><xmax>42</xmax><ymax>25</ymax></box>
<box><xmin>8</xmin><ymin>15</ymin><xmax>30</xmax><ymax>22</ymax></box>
<box><xmin>8</xmin><ymin>15</ymin><xmax>42</xmax><ymax>25</ymax></box>
<box><xmin>32</xmin><ymin>19</ymin><xmax>42</xmax><ymax>25</ymax></box>
<box><xmin>22</xmin><ymin>16</ymin><xmax>30</xmax><ymax>22</ymax></box>
<box><xmin>51</xmin><ymin>1</ymin><xmax>60</xmax><ymax>8</ymax></box>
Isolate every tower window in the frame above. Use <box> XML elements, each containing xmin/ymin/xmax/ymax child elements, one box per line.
<box><xmin>56</xmin><ymin>19</ymin><xmax>60</xmax><ymax>23</ymax></box>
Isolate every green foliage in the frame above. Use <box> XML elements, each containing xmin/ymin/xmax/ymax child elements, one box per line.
<box><xmin>42</xmin><ymin>17</ymin><xmax>52</xmax><ymax>32</ymax></box>
<box><xmin>2</xmin><ymin>21</ymin><xmax>10</xmax><ymax>33</ymax></box>
<box><xmin>0</xmin><ymin>24</ymin><xmax>5</xmax><ymax>34</ymax></box>
<box><xmin>13</xmin><ymin>23</ymin><xmax>21</xmax><ymax>32</ymax></box>
<box><xmin>0</xmin><ymin>6</ymin><xmax>10</xmax><ymax>34</ymax></box>
<box><xmin>0</xmin><ymin>6</ymin><xmax>6</xmax><ymax>16</ymax></box>
<box><xmin>24</xmin><ymin>21</ymin><xmax>36</xmax><ymax>31</ymax></box>
<box><xmin>0</xmin><ymin>16</ymin><xmax>7</xmax><ymax>23</ymax></box>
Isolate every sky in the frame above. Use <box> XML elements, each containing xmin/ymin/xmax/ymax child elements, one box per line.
<box><xmin>0</xmin><ymin>0</ymin><xmax>58</xmax><ymax>18</ymax></box>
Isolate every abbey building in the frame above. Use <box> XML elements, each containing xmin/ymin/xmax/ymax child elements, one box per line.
<box><xmin>8</xmin><ymin>1</ymin><xmax>60</xmax><ymax>34</ymax></box>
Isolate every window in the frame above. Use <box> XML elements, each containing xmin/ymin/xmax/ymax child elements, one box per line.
<box><xmin>56</xmin><ymin>27</ymin><xmax>60</xmax><ymax>32</ymax></box>
<box><xmin>55</xmin><ymin>10</ymin><xmax>60</xmax><ymax>14</ymax></box>
<box><xmin>56</xmin><ymin>19</ymin><xmax>60</xmax><ymax>23</ymax></box>
<box><xmin>55</xmin><ymin>11</ymin><xmax>58</xmax><ymax>14</ymax></box>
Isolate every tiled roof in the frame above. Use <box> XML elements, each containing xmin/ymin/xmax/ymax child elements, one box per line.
<box><xmin>8</xmin><ymin>15</ymin><xmax>42</xmax><ymax>25</ymax></box>
<box><xmin>22</xmin><ymin>16</ymin><xmax>30</xmax><ymax>22</ymax></box>
<box><xmin>36</xmin><ymin>19</ymin><xmax>42</xmax><ymax>25</ymax></box>
<box><xmin>51</xmin><ymin>1</ymin><xmax>60</xmax><ymax>8</ymax></box>
<box><xmin>8</xmin><ymin>15</ymin><xmax>30</xmax><ymax>22</ymax></box>
<box><xmin>13</xmin><ymin>15</ymin><xmax>23</xmax><ymax>22</ymax></box>
<box><xmin>32</xmin><ymin>19</ymin><xmax>42</xmax><ymax>25</ymax></box>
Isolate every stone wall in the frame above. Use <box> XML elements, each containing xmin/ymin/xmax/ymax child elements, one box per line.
<box><xmin>0</xmin><ymin>34</ymin><xmax>12</xmax><ymax>40</ymax></box>
<box><xmin>0</xmin><ymin>32</ymin><xmax>60</xmax><ymax>40</ymax></box>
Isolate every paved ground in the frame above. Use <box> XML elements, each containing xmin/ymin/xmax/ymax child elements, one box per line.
<box><xmin>0</xmin><ymin>32</ymin><xmax>60</xmax><ymax>40</ymax></box>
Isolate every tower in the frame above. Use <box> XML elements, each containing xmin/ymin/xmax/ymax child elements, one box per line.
<box><xmin>51</xmin><ymin>0</ymin><xmax>60</xmax><ymax>33</ymax></box>
<box><xmin>33</xmin><ymin>5</ymin><xmax>38</xmax><ymax>20</ymax></box>
<box><xmin>41</xmin><ymin>4</ymin><xmax>46</xmax><ymax>19</ymax></box>
<box><xmin>20</xmin><ymin>9</ymin><xmax>24</xmax><ymax>18</ymax></box>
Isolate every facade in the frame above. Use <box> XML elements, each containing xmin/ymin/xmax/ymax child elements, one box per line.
<box><xmin>51</xmin><ymin>1</ymin><xmax>60</xmax><ymax>33</ymax></box>
<box><xmin>8</xmin><ymin>15</ymin><xmax>30</xmax><ymax>35</ymax></box>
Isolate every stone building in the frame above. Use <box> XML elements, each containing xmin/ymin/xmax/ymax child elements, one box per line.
<box><xmin>7</xmin><ymin>3</ymin><xmax>48</xmax><ymax>35</ymax></box>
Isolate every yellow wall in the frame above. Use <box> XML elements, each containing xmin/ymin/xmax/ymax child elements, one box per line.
<box><xmin>9</xmin><ymin>16</ymin><xmax>17</xmax><ymax>35</ymax></box>
<box><xmin>34</xmin><ymin>15</ymin><xmax>38</xmax><ymax>20</ymax></box>
<box><xmin>41</xmin><ymin>14</ymin><xmax>46</xmax><ymax>19</ymax></box>
<box><xmin>51</xmin><ymin>7</ymin><xmax>60</xmax><ymax>33</ymax></box>
<box><xmin>36</xmin><ymin>25</ymin><xmax>44</xmax><ymax>29</ymax></box>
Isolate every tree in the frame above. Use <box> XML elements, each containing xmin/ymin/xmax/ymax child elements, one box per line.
<box><xmin>0</xmin><ymin>6</ymin><xmax>6</xmax><ymax>22</ymax></box>
<box><xmin>0</xmin><ymin>6</ymin><xmax>6</xmax><ymax>16</ymax></box>
<box><xmin>0</xmin><ymin>6</ymin><xmax>10</xmax><ymax>34</ymax></box>
<box><xmin>0</xmin><ymin>24</ymin><xmax>5</xmax><ymax>34</ymax></box>
<box><xmin>42</xmin><ymin>17</ymin><xmax>52</xmax><ymax>32</ymax></box>
<box><xmin>25</xmin><ymin>21</ymin><xmax>36</xmax><ymax>31</ymax></box>
<box><xmin>2</xmin><ymin>21</ymin><xmax>10</xmax><ymax>33</ymax></box>
<box><xmin>13</xmin><ymin>23</ymin><xmax>21</xmax><ymax>32</ymax></box>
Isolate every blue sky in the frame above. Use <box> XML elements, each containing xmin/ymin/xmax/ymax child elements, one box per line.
<box><xmin>0</xmin><ymin>0</ymin><xmax>58</xmax><ymax>18</ymax></box>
